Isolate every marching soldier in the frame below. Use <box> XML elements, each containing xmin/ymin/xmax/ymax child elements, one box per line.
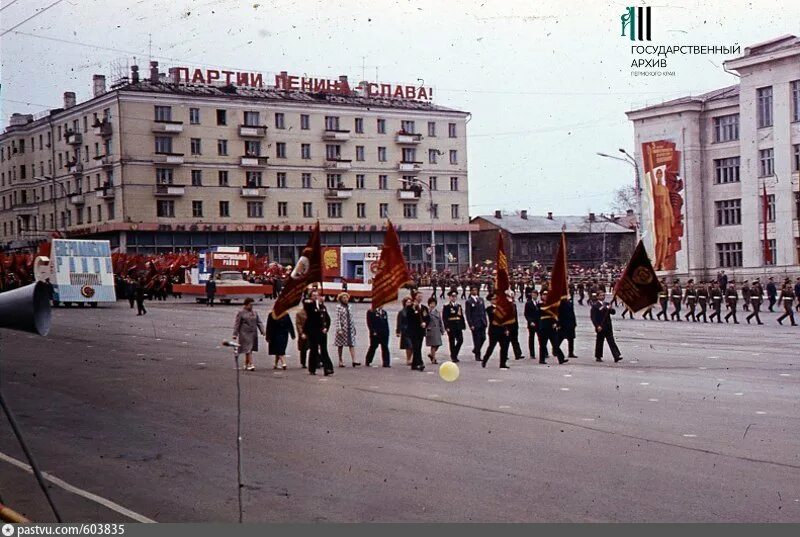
<box><xmin>741</xmin><ymin>280</ymin><xmax>751</xmax><ymax>311</ymax></box>
<box><xmin>482</xmin><ymin>293</ymin><xmax>511</xmax><ymax>370</ymax></box>
<box><xmin>683</xmin><ymin>279</ymin><xmax>698</xmax><ymax>322</ymax></box>
<box><xmin>507</xmin><ymin>290</ymin><xmax>525</xmax><ymax>360</ymax></box>
<box><xmin>524</xmin><ymin>289</ymin><xmax>548</xmax><ymax>362</ymax></box>
<box><xmin>591</xmin><ymin>290</ymin><xmax>622</xmax><ymax>363</ymax></box>
<box><xmin>538</xmin><ymin>290</ymin><xmax>568</xmax><ymax>365</ymax></box>
<box><xmin>406</xmin><ymin>291</ymin><xmax>430</xmax><ymax>371</ymax></box>
<box><xmin>766</xmin><ymin>277</ymin><xmax>778</xmax><ymax>312</ymax></box>
<box><xmin>304</xmin><ymin>289</ymin><xmax>335</xmax><ymax>376</ymax></box>
<box><xmin>465</xmin><ymin>285</ymin><xmax>488</xmax><ymax>361</ymax></box>
<box><xmin>365</xmin><ymin>305</ymin><xmax>391</xmax><ymax>367</ymax></box>
<box><xmin>670</xmin><ymin>278</ymin><xmax>683</xmax><ymax>321</ymax></box>
<box><xmin>746</xmin><ymin>279</ymin><xmax>764</xmax><ymax>325</ymax></box>
<box><xmin>642</xmin><ymin>303</ymin><xmax>655</xmax><ymax>320</ymax></box>
<box><xmin>696</xmin><ymin>281</ymin><xmax>709</xmax><ymax>323</ymax></box>
<box><xmin>656</xmin><ymin>279</ymin><xmax>669</xmax><ymax>320</ymax></box>
<box><xmin>795</xmin><ymin>277</ymin><xmax>800</xmax><ymax>313</ymax></box>
<box><xmin>443</xmin><ymin>290</ymin><xmax>466</xmax><ymax>362</ymax></box>
<box><xmin>709</xmin><ymin>281</ymin><xmax>724</xmax><ymax>323</ymax></box>
<box><xmin>776</xmin><ymin>279</ymin><xmax>797</xmax><ymax>326</ymax></box>
<box><xmin>724</xmin><ymin>282</ymin><xmax>739</xmax><ymax>324</ymax></box>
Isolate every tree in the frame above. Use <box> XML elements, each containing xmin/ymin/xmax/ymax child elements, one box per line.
<box><xmin>611</xmin><ymin>184</ymin><xmax>637</xmax><ymax>215</ymax></box>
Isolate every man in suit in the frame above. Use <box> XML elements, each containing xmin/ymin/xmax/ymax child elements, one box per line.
<box><xmin>205</xmin><ymin>276</ymin><xmax>217</xmax><ymax>307</ymax></box>
<box><xmin>465</xmin><ymin>285</ymin><xmax>488</xmax><ymax>361</ymax></box>
<box><xmin>766</xmin><ymin>277</ymin><xmax>777</xmax><ymax>312</ymax></box>
<box><xmin>443</xmin><ymin>290</ymin><xmax>466</xmax><ymax>362</ymax></box>
<box><xmin>304</xmin><ymin>288</ymin><xmax>334</xmax><ymax>376</ymax></box>
<box><xmin>558</xmin><ymin>297</ymin><xmax>578</xmax><ymax>358</ymax></box>
<box><xmin>506</xmin><ymin>290</ymin><xmax>525</xmax><ymax>360</ymax></box>
<box><xmin>591</xmin><ymin>290</ymin><xmax>622</xmax><ymax>363</ymax></box>
<box><xmin>481</xmin><ymin>294</ymin><xmax>510</xmax><ymax>370</ymax></box>
<box><xmin>538</xmin><ymin>290</ymin><xmax>568</xmax><ymax>365</ymax></box>
<box><xmin>365</xmin><ymin>305</ymin><xmax>391</xmax><ymax>367</ymax></box>
<box><xmin>524</xmin><ymin>289</ymin><xmax>547</xmax><ymax>362</ymax></box>
<box><xmin>406</xmin><ymin>291</ymin><xmax>430</xmax><ymax>371</ymax></box>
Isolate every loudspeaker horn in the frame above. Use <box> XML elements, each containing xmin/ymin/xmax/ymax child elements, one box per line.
<box><xmin>0</xmin><ymin>282</ymin><xmax>52</xmax><ymax>336</ymax></box>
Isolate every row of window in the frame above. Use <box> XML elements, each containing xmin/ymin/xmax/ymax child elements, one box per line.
<box><xmin>716</xmin><ymin>240</ymin><xmax>778</xmax><ymax>267</ymax></box>
<box><xmin>712</xmin><ymin>144</ymin><xmax>800</xmax><ymax>184</ymax></box>
<box><xmin>1</xmin><ymin>202</ymin><xmax>116</xmax><ymax>237</ymax></box>
<box><xmin>155</xmin><ymin>200</ymin><xmax>461</xmax><ymax>220</ymax></box>
<box><xmin>714</xmin><ymin>195</ymin><xmax>775</xmax><ymax>226</ymax></box>
<box><xmin>159</xmin><ymin>105</ymin><xmax>460</xmax><ymax>137</ymax></box>
<box><xmin>712</xmin><ymin>81</ymin><xmax>800</xmax><ymax>143</ymax></box>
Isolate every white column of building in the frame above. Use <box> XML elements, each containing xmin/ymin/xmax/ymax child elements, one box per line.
<box><xmin>772</xmin><ymin>79</ymin><xmax>795</xmax><ymax>267</ymax></box>
<box><xmin>737</xmin><ymin>79</ymin><xmax>761</xmax><ymax>269</ymax></box>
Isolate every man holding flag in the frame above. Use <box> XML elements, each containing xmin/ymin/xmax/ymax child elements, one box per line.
<box><xmin>540</xmin><ymin>232</ymin><xmax>569</xmax><ymax>365</ymax></box>
<box><xmin>481</xmin><ymin>233</ymin><xmax>516</xmax><ymax>369</ymax></box>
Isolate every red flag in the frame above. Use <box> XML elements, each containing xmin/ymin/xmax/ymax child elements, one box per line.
<box><xmin>541</xmin><ymin>232</ymin><xmax>568</xmax><ymax>320</ymax></box>
<box><xmin>492</xmin><ymin>232</ymin><xmax>515</xmax><ymax>325</ymax></box>
<box><xmin>613</xmin><ymin>240</ymin><xmax>663</xmax><ymax>312</ymax></box>
<box><xmin>762</xmin><ymin>182</ymin><xmax>772</xmax><ymax>265</ymax></box>
<box><xmin>371</xmin><ymin>220</ymin><xmax>412</xmax><ymax>309</ymax></box>
<box><xmin>270</xmin><ymin>222</ymin><xmax>322</xmax><ymax>319</ymax></box>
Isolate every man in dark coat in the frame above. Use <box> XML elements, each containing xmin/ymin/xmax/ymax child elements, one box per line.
<box><xmin>524</xmin><ymin>289</ymin><xmax>548</xmax><ymax>362</ymax></box>
<box><xmin>304</xmin><ymin>289</ymin><xmax>334</xmax><ymax>375</ymax></box>
<box><xmin>365</xmin><ymin>306</ymin><xmax>391</xmax><ymax>367</ymax></box>
<box><xmin>405</xmin><ymin>291</ymin><xmax>430</xmax><ymax>371</ymax></box>
<box><xmin>539</xmin><ymin>290</ymin><xmax>567</xmax><ymax>364</ymax></box>
<box><xmin>591</xmin><ymin>290</ymin><xmax>621</xmax><ymax>362</ymax></box>
<box><xmin>481</xmin><ymin>294</ymin><xmax>510</xmax><ymax>369</ymax></box>
<box><xmin>205</xmin><ymin>277</ymin><xmax>217</xmax><ymax>307</ymax></box>
<box><xmin>506</xmin><ymin>291</ymin><xmax>525</xmax><ymax>360</ymax></box>
<box><xmin>766</xmin><ymin>277</ymin><xmax>777</xmax><ymax>312</ymax></box>
<box><xmin>558</xmin><ymin>298</ymin><xmax>577</xmax><ymax>358</ymax></box>
<box><xmin>126</xmin><ymin>277</ymin><xmax>136</xmax><ymax>309</ymax></box>
<box><xmin>443</xmin><ymin>290</ymin><xmax>466</xmax><ymax>362</ymax></box>
<box><xmin>134</xmin><ymin>278</ymin><xmax>147</xmax><ymax>316</ymax></box>
<box><xmin>464</xmin><ymin>285</ymin><xmax>487</xmax><ymax>361</ymax></box>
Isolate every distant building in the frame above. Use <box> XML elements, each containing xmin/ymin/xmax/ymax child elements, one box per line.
<box><xmin>470</xmin><ymin>210</ymin><xmax>636</xmax><ymax>269</ymax></box>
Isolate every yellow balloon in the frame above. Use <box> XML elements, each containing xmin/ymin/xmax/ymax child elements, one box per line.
<box><xmin>439</xmin><ymin>361</ymin><xmax>460</xmax><ymax>382</ymax></box>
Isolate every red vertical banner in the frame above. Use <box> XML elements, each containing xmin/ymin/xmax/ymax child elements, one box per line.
<box><xmin>270</xmin><ymin>222</ymin><xmax>322</xmax><ymax>319</ymax></box>
<box><xmin>371</xmin><ymin>220</ymin><xmax>412</xmax><ymax>309</ymax></box>
<box><xmin>763</xmin><ymin>182</ymin><xmax>772</xmax><ymax>265</ymax></box>
<box><xmin>541</xmin><ymin>232</ymin><xmax>568</xmax><ymax>320</ymax></box>
<box><xmin>493</xmin><ymin>232</ymin><xmax>515</xmax><ymax>325</ymax></box>
<box><xmin>641</xmin><ymin>140</ymin><xmax>683</xmax><ymax>271</ymax></box>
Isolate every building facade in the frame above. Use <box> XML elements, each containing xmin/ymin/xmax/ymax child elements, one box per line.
<box><xmin>0</xmin><ymin>63</ymin><xmax>474</xmax><ymax>272</ymax></box>
<box><xmin>471</xmin><ymin>211</ymin><xmax>636</xmax><ymax>269</ymax></box>
<box><xmin>627</xmin><ymin>35</ymin><xmax>800</xmax><ymax>280</ymax></box>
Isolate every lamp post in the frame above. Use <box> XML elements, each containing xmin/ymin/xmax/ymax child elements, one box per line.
<box><xmin>33</xmin><ymin>175</ymin><xmax>66</xmax><ymax>236</ymax></box>
<box><xmin>596</xmin><ymin>150</ymin><xmax>643</xmax><ymax>240</ymax></box>
<box><xmin>397</xmin><ymin>177</ymin><xmax>436</xmax><ymax>273</ymax></box>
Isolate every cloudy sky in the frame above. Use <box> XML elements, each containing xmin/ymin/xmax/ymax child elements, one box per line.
<box><xmin>2</xmin><ymin>0</ymin><xmax>798</xmax><ymax>216</ymax></box>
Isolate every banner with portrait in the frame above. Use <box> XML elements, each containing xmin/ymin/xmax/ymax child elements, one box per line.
<box><xmin>641</xmin><ymin>140</ymin><xmax>683</xmax><ymax>272</ymax></box>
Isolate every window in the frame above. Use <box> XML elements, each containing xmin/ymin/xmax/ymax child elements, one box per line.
<box><xmin>793</xmin><ymin>144</ymin><xmax>800</xmax><ymax>172</ymax></box>
<box><xmin>325</xmin><ymin>144</ymin><xmax>342</xmax><ymax>160</ymax></box>
<box><xmin>403</xmin><ymin>203</ymin><xmax>418</xmax><ymax>219</ymax></box>
<box><xmin>716</xmin><ymin>242</ymin><xmax>742</xmax><ymax>267</ymax></box>
<box><xmin>191</xmin><ymin>169</ymin><xmax>203</xmax><ymax>186</ymax></box>
<box><xmin>377</xmin><ymin>118</ymin><xmax>386</xmax><ymax>134</ymax></box>
<box><xmin>245</xmin><ymin>140</ymin><xmax>261</xmax><ymax>156</ymax></box>
<box><xmin>713</xmin><ymin>114</ymin><xmax>739</xmax><ymax>143</ymax></box>
<box><xmin>276</xmin><ymin>172</ymin><xmax>287</xmax><ymax>188</ymax></box>
<box><xmin>247</xmin><ymin>201</ymin><xmax>264</xmax><ymax>218</ymax></box>
<box><xmin>190</xmin><ymin>138</ymin><xmax>202</xmax><ymax>155</ymax></box>
<box><xmin>356</xmin><ymin>174</ymin><xmax>365</xmax><ymax>189</ymax></box>
<box><xmin>354</xmin><ymin>117</ymin><xmax>363</xmax><ymax>133</ymax></box>
<box><xmin>156</xmin><ymin>168</ymin><xmax>173</xmax><ymax>184</ymax></box>
<box><xmin>761</xmin><ymin>239</ymin><xmax>776</xmax><ymax>266</ymax></box>
<box><xmin>327</xmin><ymin>202</ymin><xmax>343</xmax><ymax>218</ymax></box>
<box><xmin>301</xmin><ymin>143</ymin><xmax>311</xmax><ymax>159</ymax></box>
<box><xmin>154</xmin><ymin>106</ymin><xmax>172</xmax><ymax>122</ymax></box>
<box><xmin>402</xmin><ymin>147</ymin><xmax>417</xmax><ymax>162</ymax></box>
<box><xmin>324</xmin><ymin>116</ymin><xmax>340</xmax><ymax>130</ymax></box>
<box><xmin>428</xmin><ymin>149</ymin><xmax>438</xmax><ymax>164</ymax></box>
<box><xmin>401</xmin><ymin>120</ymin><xmax>415</xmax><ymax>134</ymax></box>
<box><xmin>107</xmin><ymin>202</ymin><xmax>115</xmax><ymax>220</ymax></box>
<box><xmin>326</xmin><ymin>174</ymin><xmax>343</xmax><ymax>189</ymax></box>
<box><xmin>275</xmin><ymin>113</ymin><xmax>285</xmax><ymax>129</ymax></box>
<box><xmin>377</xmin><ymin>147</ymin><xmax>387</xmax><ymax>162</ymax></box>
<box><xmin>427</xmin><ymin>121</ymin><xmax>436</xmax><ymax>137</ymax></box>
<box><xmin>303</xmin><ymin>202</ymin><xmax>313</xmax><ymax>218</ymax></box>
<box><xmin>431</xmin><ymin>203</ymin><xmax>439</xmax><ymax>219</ymax></box>
<box><xmin>301</xmin><ymin>173</ymin><xmax>312</xmax><ymax>189</ymax></box>
<box><xmin>448</xmin><ymin>123</ymin><xmax>457</xmax><ymax>138</ymax></box>
<box><xmin>277</xmin><ymin>201</ymin><xmax>288</xmax><ymax>217</ymax></box>
<box><xmin>449</xmin><ymin>150</ymin><xmax>458</xmax><ymax>164</ymax></box>
<box><xmin>243</xmin><ymin>111</ymin><xmax>260</xmax><ymax>126</ymax></box>
<box><xmin>246</xmin><ymin>171</ymin><xmax>263</xmax><ymax>187</ymax></box>
<box><xmin>762</xmin><ymin>193</ymin><xmax>776</xmax><ymax>223</ymax></box>
<box><xmin>157</xmin><ymin>200</ymin><xmax>175</xmax><ymax>218</ymax></box>
<box><xmin>219</xmin><ymin>201</ymin><xmax>230</xmax><ymax>217</ymax></box>
<box><xmin>756</xmin><ymin>86</ymin><xmax>773</xmax><ymax>128</ymax></box>
<box><xmin>275</xmin><ymin>142</ymin><xmax>286</xmax><ymax>158</ymax></box>
<box><xmin>154</xmin><ymin>136</ymin><xmax>172</xmax><ymax>154</ymax></box>
<box><xmin>378</xmin><ymin>175</ymin><xmax>388</xmax><ymax>189</ymax></box>
<box><xmin>792</xmin><ymin>80</ymin><xmax>800</xmax><ymax>122</ymax></box>
<box><xmin>300</xmin><ymin>114</ymin><xmax>310</xmax><ymax>130</ymax></box>
<box><xmin>714</xmin><ymin>157</ymin><xmax>740</xmax><ymax>184</ymax></box>
<box><xmin>379</xmin><ymin>203</ymin><xmax>389</xmax><ymax>218</ymax></box>
<box><xmin>715</xmin><ymin>199</ymin><xmax>741</xmax><ymax>226</ymax></box>
<box><xmin>451</xmin><ymin>204</ymin><xmax>460</xmax><ymax>219</ymax></box>
<box><xmin>355</xmin><ymin>146</ymin><xmax>365</xmax><ymax>161</ymax></box>
<box><xmin>217</xmin><ymin>139</ymin><xmax>228</xmax><ymax>156</ymax></box>
<box><xmin>189</xmin><ymin>108</ymin><xmax>200</xmax><ymax>124</ymax></box>
<box><xmin>357</xmin><ymin>203</ymin><xmax>366</xmax><ymax>218</ymax></box>
<box><xmin>218</xmin><ymin>170</ymin><xmax>229</xmax><ymax>186</ymax></box>
<box><xmin>192</xmin><ymin>201</ymin><xmax>203</xmax><ymax>218</ymax></box>
<box><xmin>759</xmin><ymin>148</ymin><xmax>774</xmax><ymax>177</ymax></box>
<box><xmin>449</xmin><ymin>176</ymin><xmax>459</xmax><ymax>191</ymax></box>
<box><xmin>216</xmin><ymin>109</ymin><xmax>227</xmax><ymax>125</ymax></box>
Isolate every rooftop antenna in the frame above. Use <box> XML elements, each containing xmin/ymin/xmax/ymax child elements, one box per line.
<box><xmin>148</xmin><ymin>33</ymin><xmax>152</xmax><ymax>62</ymax></box>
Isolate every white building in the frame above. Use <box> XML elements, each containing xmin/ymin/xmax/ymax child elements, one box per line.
<box><xmin>627</xmin><ymin>35</ymin><xmax>800</xmax><ymax>280</ymax></box>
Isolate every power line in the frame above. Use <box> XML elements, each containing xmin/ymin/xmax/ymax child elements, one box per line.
<box><xmin>0</xmin><ymin>0</ymin><xmax>22</xmax><ymax>12</ymax></box>
<box><xmin>0</xmin><ymin>0</ymin><xmax>67</xmax><ymax>37</ymax></box>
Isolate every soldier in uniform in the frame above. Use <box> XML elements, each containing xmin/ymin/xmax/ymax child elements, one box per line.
<box><xmin>709</xmin><ymin>281</ymin><xmax>724</xmax><ymax>323</ymax></box>
<box><xmin>741</xmin><ymin>280</ymin><xmax>751</xmax><ymax>311</ymax></box>
<box><xmin>482</xmin><ymin>294</ymin><xmax>511</xmax><ymax>369</ymax></box>
<box><xmin>683</xmin><ymin>279</ymin><xmax>698</xmax><ymax>322</ymax></box>
<box><xmin>304</xmin><ymin>289</ymin><xmax>335</xmax><ymax>376</ymax></box>
<box><xmin>641</xmin><ymin>303</ymin><xmax>655</xmax><ymax>320</ymax></box>
<box><xmin>746</xmin><ymin>278</ymin><xmax>764</xmax><ymax>325</ymax></box>
<box><xmin>465</xmin><ymin>285</ymin><xmax>488</xmax><ymax>361</ymax></box>
<box><xmin>669</xmin><ymin>279</ymin><xmax>683</xmax><ymax>321</ymax></box>
<box><xmin>766</xmin><ymin>277</ymin><xmax>778</xmax><ymax>312</ymax></box>
<box><xmin>591</xmin><ymin>290</ymin><xmax>622</xmax><ymax>363</ymax></box>
<box><xmin>406</xmin><ymin>291</ymin><xmax>430</xmax><ymax>371</ymax></box>
<box><xmin>524</xmin><ymin>289</ymin><xmax>548</xmax><ymax>362</ymax></box>
<box><xmin>794</xmin><ymin>277</ymin><xmax>800</xmax><ymax>313</ymax></box>
<box><xmin>724</xmin><ymin>282</ymin><xmax>739</xmax><ymax>324</ymax></box>
<box><xmin>538</xmin><ymin>290</ymin><xmax>568</xmax><ymax>365</ymax></box>
<box><xmin>443</xmin><ymin>290</ymin><xmax>466</xmax><ymax>362</ymax></box>
<box><xmin>696</xmin><ymin>281</ymin><xmax>709</xmax><ymax>323</ymax></box>
<box><xmin>577</xmin><ymin>281</ymin><xmax>586</xmax><ymax>306</ymax></box>
<box><xmin>656</xmin><ymin>279</ymin><xmax>670</xmax><ymax>320</ymax></box>
<box><xmin>776</xmin><ymin>279</ymin><xmax>797</xmax><ymax>326</ymax></box>
<box><xmin>365</xmin><ymin>305</ymin><xmax>391</xmax><ymax>367</ymax></box>
<box><xmin>506</xmin><ymin>290</ymin><xmax>526</xmax><ymax>360</ymax></box>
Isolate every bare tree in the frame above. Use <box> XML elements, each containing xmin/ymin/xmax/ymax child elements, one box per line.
<box><xmin>611</xmin><ymin>184</ymin><xmax>637</xmax><ymax>214</ymax></box>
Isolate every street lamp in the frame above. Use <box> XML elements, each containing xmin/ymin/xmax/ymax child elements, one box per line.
<box><xmin>397</xmin><ymin>177</ymin><xmax>436</xmax><ymax>273</ymax></box>
<box><xmin>596</xmin><ymin>150</ymin><xmax>644</xmax><ymax>240</ymax></box>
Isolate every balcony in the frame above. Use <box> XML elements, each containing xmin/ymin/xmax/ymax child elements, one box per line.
<box><xmin>95</xmin><ymin>187</ymin><xmax>115</xmax><ymax>199</ymax></box>
<box><xmin>397</xmin><ymin>188</ymin><xmax>422</xmax><ymax>201</ymax></box>
<box><xmin>67</xmin><ymin>161</ymin><xmax>83</xmax><ymax>175</ymax></box>
<box><xmin>325</xmin><ymin>158</ymin><xmax>352</xmax><ymax>170</ymax></box>
<box><xmin>66</xmin><ymin>131</ymin><xmax>82</xmax><ymax>145</ymax></box>
<box><xmin>398</xmin><ymin>161</ymin><xmax>422</xmax><ymax>172</ymax></box>
<box><xmin>324</xmin><ymin>187</ymin><xmax>353</xmax><ymax>199</ymax></box>
<box><xmin>94</xmin><ymin>154</ymin><xmax>113</xmax><ymax>168</ymax></box>
<box><xmin>152</xmin><ymin>120</ymin><xmax>184</xmax><ymax>134</ymax></box>
<box><xmin>12</xmin><ymin>203</ymin><xmax>37</xmax><ymax>215</ymax></box>
<box><xmin>153</xmin><ymin>153</ymin><xmax>185</xmax><ymax>165</ymax></box>
<box><xmin>396</xmin><ymin>132</ymin><xmax>423</xmax><ymax>144</ymax></box>
<box><xmin>239</xmin><ymin>125</ymin><xmax>267</xmax><ymax>137</ymax></box>
<box><xmin>153</xmin><ymin>184</ymin><xmax>185</xmax><ymax>196</ymax></box>
<box><xmin>240</xmin><ymin>187</ymin><xmax>268</xmax><ymax>198</ymax></box>
<box><xmin>92</xmin><ymin>119</ymin><xmax>112</xmax><ymax>137</ymax></box>
<box><xmin>69</xmin><ymin>194</ymin><xmax>85</xmax><ymax>205</ymax></box>
<box><xmin>240</xmin><ymin>155</ymin><xmax>269</xmax><ymax>167</ymax></box>
<box><xmin>322</xmin><ymin>129</ymin><xmax>351</xmax><ymax>141</ymax></box>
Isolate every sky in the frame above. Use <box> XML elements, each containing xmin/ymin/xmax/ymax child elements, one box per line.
<box><xmin>1</xmin><ymin>0</ymin><xmax>799</xmax><ymax>217</ymax></box>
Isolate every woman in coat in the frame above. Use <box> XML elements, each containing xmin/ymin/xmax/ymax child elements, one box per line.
<box><xmin>266</xmin><ymin>312</ymin><xmax>295</xmax><ymax>370</ymax></box>
<box><xmin>232</xmin><ymin>297</ymin><xmax>265</xmax><ymax>371</ymax></box>
<box><xmin>396</xmin><ymin>296</ymin><xmax>413</xmax><ymax>365</ymax></box>
<box><xmin>334</xmin><ymin>292</ymin><xmax>360</xmax><ymax>367</ymax></box>
<box><xmin>425</xmin><ymin>296</ymin><xmax>445</xmax><ymax>364</ymax></box>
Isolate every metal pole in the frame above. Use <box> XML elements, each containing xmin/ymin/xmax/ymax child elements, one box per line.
<box><xmin>234</xmin><ymin>348</ymin><xmax>243</xmax><ymax>523</ymax></box>
<box><xmin>429</xmin><ymin>187</ymin><xmax>435</xmax><ymax>273</ymax></box>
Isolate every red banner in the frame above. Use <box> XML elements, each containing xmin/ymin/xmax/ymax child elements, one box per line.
<box><xmin>492</xmin><ymin>232</ymin><xmax>515</xmax><ymax>325</ymax></box>
<box><xmin>270</xmin><ymin>222</ymin><xmax>322</xmax><ymax>319</ymax></box>
<box><xmin>642</xmin><ymin>140</ymin><xmax>683</xmax><ymax>271</ymax></box>
<box><xmin>541</xmin><ymin>232</ymin><xmax>568</xmax><ymax>320</ymax></box>
<box><xmin>371</xmin><ymin>221</ymin><xmax>412</xmax><ymax>309</ymax></box>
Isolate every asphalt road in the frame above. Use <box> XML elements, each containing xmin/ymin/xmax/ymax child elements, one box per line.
<box><xmin>0</xmin><ymin>294</ymin><xmax>798</xmax><ymax>522</ymax></box>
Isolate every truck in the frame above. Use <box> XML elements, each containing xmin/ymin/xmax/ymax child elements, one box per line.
<box><xmin>320</xmin><ymin>246</ymin><xmax>380</xmax><ymax>301</ymax></box>
<box><xmin>172</xmin><ymin>247</ymin><xmax>273</xmax><ymax>304</ymax></box>
<box><xmin>34</xmin><ymin>239</ymin><xmax>117</xmax><ymax>307</ymax></box>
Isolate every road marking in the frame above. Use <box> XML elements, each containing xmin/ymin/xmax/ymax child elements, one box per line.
<box><xmin>779</xmin><ymin>373</ymin><xmax>791</xmax><ymax>377</ymax></box>
<box><xmin>639</xmin><ymin>382</ymin><xmax>650</xmax><ymax>386</ymax></box>
<box><xmin>756</xmin><ymin>411</ymin><xmax>767</xmax><ymax>415</ymax></box>
<box><xmin>752</xmin><ymin>353</ymin><xmax>761</xmax><ymax>356</ymax></box>
<box><xmin>498</xmin><ymin>405</ymin><xmax>511</xmax><ymax>409</ymax></box>
<box><xmin>181</xmin><ymin>341</ymin><xmax>188</xmax><ymax>345</ymax></box>
<box><xmin>487</xmin><ymin>378</ymin><xmax>501</xmax><ymax>383</ymax></box>
<box><xmin>734</xmin><ymin>392</ymin><xmax>744</xmax><ymax>396</ymax></box>
<box><xmin>136</xmin><ymin>353</ymin><xmax>145</xmax><ymax>357</ymax></box>
<box><xmin>707</xmin><ymin>356</ymin><xmax>719</xmax><ymax>359</ymax></box>
<box><xmin>429</xmin><ymin>394</ymin><xmax>440</xmax><ymax>398</ymax></box>
<box><xmin>318</xmin><ymin>378</ymin><xmax>329</xmax><ymax>382</ymax></box>
<box><xmin>648</xmin><ymin>398</ymin><xmax>659</xmax><ymax>402</ymax></box>
<box><xmin>682</xmin><ymin>434</ymin><xmax>697</xmax><ymax>438</ymax></box>
<box><xmin>563</xmin><ymin>374</ymin><xmax>572</xmax><ymax>378</ymax></box>
<box><xmin>0</xmin><ymin>451</ymin><xmax>155</xmax><ymax>523</ymax></box>
<box><xmin>560</xmin><ymin>387</ymin><xmax>570</xmax><ymax>391</ymax></box>
<box><xmin>699</xmin><ymin>367</ymin><xmax>708</xmax><ymax>370</ymax></box>
<box><xmin>581</xmin><ymin>418</ymin><xmax>595</xmax><ymax>422</ymax></box>
<box><xmin>197</xmin><ymin>362</ymin><xmax>206</xmax><ymax>366</ymax></box>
